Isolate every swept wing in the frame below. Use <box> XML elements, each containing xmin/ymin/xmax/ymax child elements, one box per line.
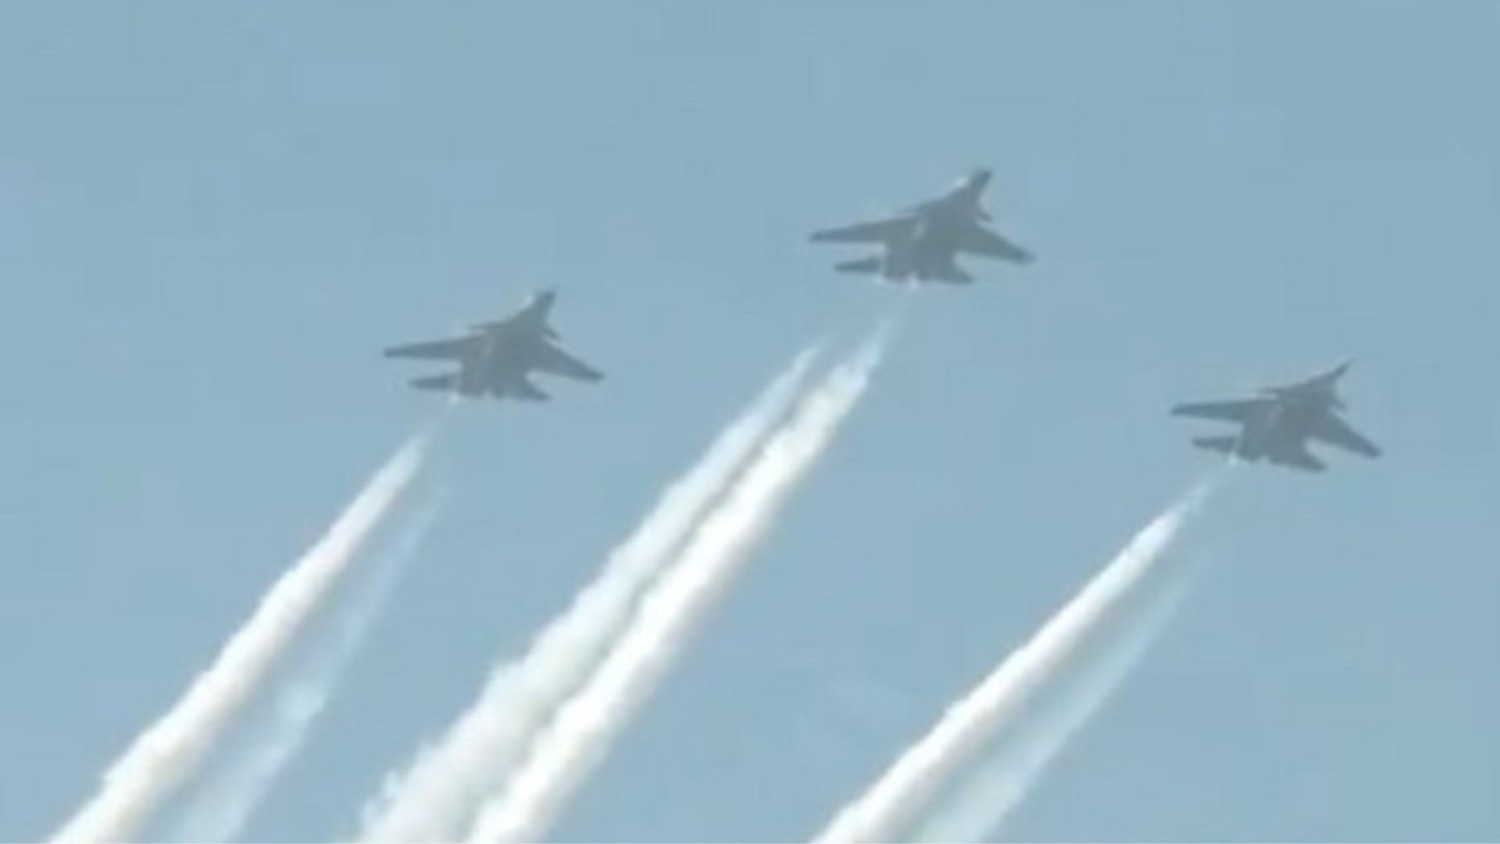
<box><xmin>955</xmin><ymin>223</ymin><xmax>1034</xmax><ymax>264</ymax></box>
<box><xmin>530</xmin><ymin>341</ymin><xmax>604</xmax><ymax>382</ymax></box>
<box><xmin>1308</xmin><ymin>413</ymin><xmax>1381</xmax><ymax>458</ymax></box>
<box><xmin>383</xmin><ymin>335</ymin><xmax>481</xmax><ymax>361</ymax></box>
<box><xmin>809</xmin><ymin>215</ymin><xmax>914</xmax><ymax>244</ymax></box>
<box><xmin>1170</xmin><ymin>398</ymin><xmax>1269</xmax><ymax>422</ymax></box>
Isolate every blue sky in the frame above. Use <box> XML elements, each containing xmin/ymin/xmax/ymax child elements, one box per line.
<box><xmin>2</xmin><ymin>1</ymin><xmax>1497</xmax><ymax>840</ymax></box>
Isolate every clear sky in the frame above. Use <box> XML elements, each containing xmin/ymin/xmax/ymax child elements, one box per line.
<box><xmin>2</xmin><ymin>1</ymin><xmax>1497</xmax><ymax>841</ymax></box>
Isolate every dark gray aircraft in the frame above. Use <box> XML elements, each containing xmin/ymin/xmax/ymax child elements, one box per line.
<box><xmin>809</xmin><ymin>169</ymin><xmax>1034</xmax><ymax>284</ymax></box>
<box><xmin>383</xmin><ymin>290</ymin><xmax>603</xmax><ymax>402</ymax></box>
<box><xmin>1171</xmin><ymin>360</ymin><xmax>1381</xmax><ymax>472</ymax></box>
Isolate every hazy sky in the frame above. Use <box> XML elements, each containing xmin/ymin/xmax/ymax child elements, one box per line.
<box><xmin>2</xmin><ymin>1</ymin><xmax>1497</xmax><ymax>841</ymax></box>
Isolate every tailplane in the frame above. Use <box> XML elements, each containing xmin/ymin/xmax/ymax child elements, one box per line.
<box><xmin>921</xmin><ymin>257</ymin><xmax>973</xmax><ymax>284</ymax></box>
<box><xmin>409</xmin><ymin>373</ymin><xmax>459</xmax><ymax>393</ymax></box>
<box><xmin>1192</xmin><ymin>435</ymin><xmax>1240</xmax><ymax>456</ymax></box>
<box><xmin>835</xmin><ymin>256</ymin><xmax>884</xmax><ymax>275</ymax></box>
<box><xmin>504</xmin><ymin>378</ymin><xmax>551</xmax><ymax>402</ymax></box>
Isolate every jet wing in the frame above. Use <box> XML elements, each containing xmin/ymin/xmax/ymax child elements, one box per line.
<box><xmin>383</xmin><ymin>335</ymin><xmax>480</xmax><ymax>361</ymax></box>
<box><xmin>1170</xmin><ymin>398</ymin><xmax>1268</xmax><ymax>422</ymax></box>
<box><xmin>955</xmin><ymin>223</ymin><xmax>1033</xmax><ymax>264</ymax></box>
<box><xmin>1308</xmin><ymin>413</ymin><xmax>1381</xmax><ymax>458</ymax></box>
<box><xmin>530</xmin><ymin>341</ymin><xmax>604</xmax><ymax>382</ymax></box>
<box><xmin>810</xmin><ymin>215</ymin><xmax>914</xmax><ymax>244</ymax></box>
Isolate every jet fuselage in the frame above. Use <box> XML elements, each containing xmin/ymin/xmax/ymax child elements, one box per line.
<box><xmin>383</xmin><ymin>288</ymin><xmax>600</xmax><ymax>404</ymax></box>
<box><xmin>1233</xmin><ymin>398</ymin><xmax>1327</xmax><ymax>460</ymax></box>
<box><xmin>811</xmin><ymin>167</ymin><xmax>1029</xmax><ymax>285</ymax></box>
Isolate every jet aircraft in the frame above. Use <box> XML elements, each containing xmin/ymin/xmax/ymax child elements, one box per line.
<box><xmin>382</xmin><ymin>290</ymin><xmax>603</xmax><ymax>402</ymax></box>
<box><xmin>1170</xmin><ymin>360</ymin><xmax>1381</xmax><ymax>472</ymax></box>
<box><xmin>809</xmin><ymin>168</ymin><xmax>1034</xmax><ymax>284</ymax></box>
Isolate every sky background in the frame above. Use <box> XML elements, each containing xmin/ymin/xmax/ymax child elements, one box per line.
<box><xmin>2</xmin><ymin>1</ymin><xmax>1497</xmax><ymax>841</ymax></box>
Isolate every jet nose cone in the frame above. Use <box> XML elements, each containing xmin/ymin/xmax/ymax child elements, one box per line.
<box><xmin>522</xmin><ymin>289</ymin><xmax>558</xmax><ymax>313</ymax></box>
<box><xmin>969</xmin><ymin>168</ymin><xmax>993</xmax><ymax>188</ymax></box>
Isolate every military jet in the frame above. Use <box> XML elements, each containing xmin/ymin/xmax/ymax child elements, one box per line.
<box><xmin>382</xmin><ymin>290</ymin><xmax>603</xmax><ymax>402</ymax></box>
<box><xmin>809</xmin><ymin>168</ymin><xmax>1034</xmax><ymax>284</ymax></box>
<box><xmin>1171</xmin><ymin>360</ymin><xmax>1381</xmax><ymax>472</ymax></box>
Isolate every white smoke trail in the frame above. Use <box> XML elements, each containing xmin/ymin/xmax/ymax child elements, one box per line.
<box><xmin>913</xmin><ymin>573</ymin><xmax>1194</xmax><ymax>843</ymax></box>
<box><xmin>356</xmin><ymin>348</ymin><xmax>821</xmax><ymax>844</ymax></box>
<box><xmin>164</xmin><ymin>498</ymin><xmax>445</xmax><ymax>843</ymax></box>
<box><xmin>811</xmin><ymin>477</ymin><xmax>1219</xmax><ymax>844</ymax></box>
<box><xmin>50</xmin><ymin>431</ymin><xmax>434</xmax><ymax>844</ymax></box>
<box><xmin>467</xmin><ymin>326</ymin><xmax>889</xmax><ymax>844</ymax></box>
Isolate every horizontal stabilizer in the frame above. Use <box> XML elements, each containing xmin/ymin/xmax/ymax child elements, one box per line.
<box><xmin>409</xmin><ymin>373</ymin><xmax>459</xmax><ymax>393</ymax></box>
<box><xmin>835</xmin><ymin>256</ymin><xmax>883</xmax><ymax>275</ymax></box>
<box><xmin>922</xmin><ymin>260</ymin><xmax>973</xmax><ymax>284</ymax></box>
<box><xmin>1192</xmin><ymin>435</ymin><xmax>1239</xmax><ymax>456</ymax></box>
<box><xmin>505</xmin><ymin>378</ymin><xmax>551</xmax><ymax>402</ymax></box>
<box><xmin>1270</xmin><ymin>446</ymin><xmax>1326</xmax><ymax>473</ymax></box>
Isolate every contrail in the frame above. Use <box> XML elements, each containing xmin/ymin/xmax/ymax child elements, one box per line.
<box><xmin>164</xmin><ymin>498</ymin><xmax>445</xmax><ymax>844</ymax></box>
<box><xmin>355</xmin><ymin>348</ymin><xmax>822</xmax><ymax>844</ymax></box>
<box><xmin>914</xmin><ymin>572</ymin><xmax>1194</xmax><ymax>843</ymax></box>
<box><xmin>466</xmin><ymin>325</ymin><xmax>890</xmax><ymax>844</ymax></box>
<box><xmin>50</xmin><ymin>430</ymin><xmax>435</xmax><ymax>844</ymax></box>
<box><xmin>811</xmin><ymin>476</ymin><xmax>1220</xmax><ymax>844</ymax></box>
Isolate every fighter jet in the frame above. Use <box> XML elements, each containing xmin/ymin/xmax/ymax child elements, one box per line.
<box><xmin>809</xmin><ymin>168</ymin><xmax>1034</xmax><ymax>284</ymax></box>
<box><xmin>1171</xmin><ymin>360</ymin><xmax>1381</xmax><ymax>473</ymax></box>
<box><xmin>382</xmin><ymin>290</ymin><xmax>603</xmax><ymax>402</ymax></box>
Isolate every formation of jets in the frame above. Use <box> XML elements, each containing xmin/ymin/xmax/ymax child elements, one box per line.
<box><xmin>382</xmin><ymin>168</ymin><xmax>1382</xmax><ymax>474</ymax></box>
